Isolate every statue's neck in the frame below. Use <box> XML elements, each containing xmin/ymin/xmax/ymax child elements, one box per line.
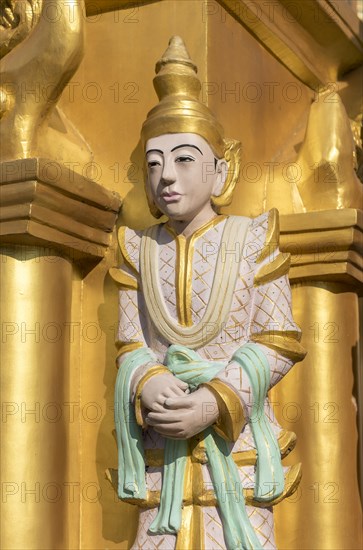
<box><xmin>166</xmin><ymin>208</ymin><xmax>219</xmax><ymax>240</ymax></box>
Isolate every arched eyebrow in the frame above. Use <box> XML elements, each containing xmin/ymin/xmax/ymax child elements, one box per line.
<box><xmin>171</xmin><ymin>144</ymin><xmax>203</xmax><ymax>155</ymax></box>
<box><xmin>145</xmin><ymin>149</ymin><xmax>164</xmax><ymax>155</ymax></box>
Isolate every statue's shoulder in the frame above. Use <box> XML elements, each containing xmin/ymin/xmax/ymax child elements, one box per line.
<box><xmin>117</xmin><ymin>223</ymin><xmax>165</xmax><ymax>275</ymax></box>
<box><xmin>116</xmin><ymin>225</ymin><xmax>144</xmax><ymax>275</ymax></box>
<box><xmin>249</xmin><ymin>208</ymin><xmax>279</xmax><ymax>235</ymax></box>
<box><xmin>247</xmin><ymin>208</ymin><xmax>290</xmax><ymax>285</ymax></box>
<box><xmin>228</xmin><ymin>207</ymin><xmax>278</xmax><ymax>239</ymax></box>
<box><xmin>238</xmin><ymin>208</ymin><xmax>280</xmax><ymax>266</ymax></box>
<box><xmin>244</xmin><ymin>208</ymin><xmax>279</xmax><ymax>243</ymax></box>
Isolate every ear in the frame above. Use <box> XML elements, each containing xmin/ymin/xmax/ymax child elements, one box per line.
<box><xmin>212</xmin><ymin>159</ymin><xmax>228</xmax><ymax>197</ymax></box>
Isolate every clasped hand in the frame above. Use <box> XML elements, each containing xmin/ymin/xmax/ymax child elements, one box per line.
<box><xmin>140</xmin><ymin>373</ymin><xmax>219</xmax><ymax>439</ymax></box>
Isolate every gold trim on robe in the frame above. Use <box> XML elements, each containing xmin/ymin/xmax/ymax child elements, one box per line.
<box><xmin>115</xmin><ymin>341</ymin><xmax>144</xmax><ymax>361</ymax></box>
<box><xmin>176</xmin><ymin>452</ymin><xmax>205</xmax><ymax>550</ymax></box>
<box><xmin>109</xmin><ymin>267</ymin><xmax>139</xmax><ymax>290</ymax></box>
<box><xmin>140</xmin><ymin>216</ymin><xmax>250</xmax><ymax>348</ymax></box>
<box><xmin>202</xmin><ymin>379</ymin><xmax>245</xmax><ymax>442</ymax></box>
<box><xmin>165</xmin><ymin>215</ymin><xmax>227</xmax><ymax>327</ymax></box>
<box><xmin>250</xmin><ymin>332</ymin><xmax>307</xmax><ymax>362</ymax></box>
<box><xmin>143</xmin><ymin>430</ymin><xmax>297</xmax><ymax>468</ymax></box>
<box><xmin>256</xmin><ymin>208</ymin><xmax>279</xmax><ymax>264</ymax></box>
<box><xmin>254</xmin><ymin>252</ymin><xmax>291</xmax><ymax>286</ymax></box>
<box><xmin>109</xmin><ymin>462</ymin><xmax>302</xmax><ymax>510</ymax></box>
<box><xmin>134</xmin><ymin>365</ymin><xmax>170</xmax><ymax>426</ymax></box>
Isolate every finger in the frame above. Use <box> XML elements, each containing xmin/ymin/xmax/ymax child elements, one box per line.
<box><xmin>174</xmin><ymin>378</ymin><xmax>189</xmax><ymax>390</ymax></box>
<box><xmin>146</xmin><ymin>401</ymin><xmax>164</xmax><ymax>413</ymax></box>
<box><xmin>146</xmin><ymin>411</ymin><xmax>182</xmax><ymax>424</ymax></box>
<box><xmin>153</xmin><ymin>391</ymin><xmax>178</xmax><ymax>406</ymax></box>
<box><xmin>163</xmin><ymin>396</ymin><xmax>194</xmax><ymax>410</ymax></box>
<box><xmin>172</xmin><ymin>385</ymin><xmax>189</xmax><ymax>395</ymax></box>
<box><xmin>159</xmin><ymin>387</ymin><xmax>186</xmax><ymax>400</ymax></box>
<box><xmin>166</xmin><ymin>386</ymin><xmax>188</xmax><ymax>398</ymax></box>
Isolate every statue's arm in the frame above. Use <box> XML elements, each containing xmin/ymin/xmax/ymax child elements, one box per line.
<box><xmin>112</xmin><ymin>225</ymin><xmax>156</xmax><ymax>372</ymax></box>
<box><xmin>206</xmin><ymin>210</ymin><xmax>306</xmax><ymax>440</ymax></box>
<box><xmin>116</xmin><ymin>282</ymin><xmax>151</xmax><ymax>388</ymax></box>
<box><xmin>244</xmin><ymin>208</ymin><xmax>306</xmax><ymax>389</ymax></box>
<box><xmin>247</xmin><ymin>274</ymin><xmax>306</xmax><ymax>390</ymax></box>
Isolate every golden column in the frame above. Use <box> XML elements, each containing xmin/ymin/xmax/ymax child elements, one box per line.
<box><xmin>0</xmin><ymin>164</ymin><xmax>121</xmax><ymax>550</ymax></box>
<box><xmin>0</xmin><ymin>2</ymin><xmax>121</xmax><ymax>548</ymax></box>
<box><xmin>1</xmin><ymin>243</ymin><xmax>73</xmax><ymax>548</ymax></box>
<box><xmin>274</xmin><ymin>209</ymin><xmax>363</xmax><ymax>550</ymax></box>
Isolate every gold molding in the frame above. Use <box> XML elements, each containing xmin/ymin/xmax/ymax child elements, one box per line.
<box><xmin>0</xmin><ymin>158</ymin><xmax>122</xmax><ymax>265</ymax></box>
<box><xmin>0</xmin><ymin>158</ymin><xmax>121</xmax><ymax>210</ymax></box>
<box><xmin>280</xmin><ymin>209</ymin><xmax>363</xmax><ymax>288</ymax></box>
<box><xmin>218</xmin><ymin>0</ymin><xmax>363</xmax><ymax>89</ymax></box>
<box><xmin>85</xmin><ymin>0</ymin><xmax>162</xmax><ymax>16</ymax></box>
<box><xmin>281</xmin><ymin>208</ymin><xmax>362</xmax><ymax>232</ymax></box>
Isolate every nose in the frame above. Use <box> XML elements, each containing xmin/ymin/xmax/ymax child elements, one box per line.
<box><xmin>161</xmin><ymin>158</ymin><xmax>176</xmax><ymax>185</ymax></box>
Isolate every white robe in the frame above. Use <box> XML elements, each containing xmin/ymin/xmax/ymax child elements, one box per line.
<box><xmin>113</xmin><ymin>210</ymin><xmax>305</xmax><ymax>550</ymax></box>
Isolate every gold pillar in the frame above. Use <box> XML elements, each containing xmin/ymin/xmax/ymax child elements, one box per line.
<box><xmin>0</xmin><ymin>159</ymin><xmax>121</xmax><ymax>549</ymax></box>
<box><xmin>272</xmin><ymin>209</ymin><xmax>363</xmax><ymax>550</ymax></box>
<box><xmin>1</xmin><ymin>247</ymin><xmax>72</xmax><ymax>549</ymax></box>
<box><xmin>275</xmin><ymin>284</ymin><xmax>361</xmax><ymax>550</ymax></box>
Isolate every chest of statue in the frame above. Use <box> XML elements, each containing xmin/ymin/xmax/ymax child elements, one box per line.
<box><xmin>138</xmin><ymin>215</ymin><xmax>259</xmax><ymax>362</ymax></box>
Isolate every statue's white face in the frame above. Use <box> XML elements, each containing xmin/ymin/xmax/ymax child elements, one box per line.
<box><xmin>145</xmin><ymin>133</ymin><xmax>226</xmax><ymax>222</ymax></box>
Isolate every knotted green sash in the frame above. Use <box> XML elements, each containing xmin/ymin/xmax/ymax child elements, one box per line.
<box><xmin>115</xmin><ymin>343</ymin><xmax>284</xmax><ymax>550</ymax></box>
<box><xmin>115</xmin><ymin>347</ymin><xmax>156</xmax><ymax>500</ymax></box>
<box><xmin>148</xmin><ymin>347</ymin><xmax>225</xmax><ymax>536</ymax></box>
<box><xmin>232</xmin><ymin>345</ymin><xmax>285</xmax><ymax>501</ymax></box>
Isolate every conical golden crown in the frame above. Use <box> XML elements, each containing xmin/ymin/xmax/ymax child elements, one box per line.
<box><xmin>141</xmin><ymin>36</ymin><xmax>225</xmax><ymax>158</ymax></box>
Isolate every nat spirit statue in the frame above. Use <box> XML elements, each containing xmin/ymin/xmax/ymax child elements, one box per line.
<box><xmin>111</xmin><ymin>36</ymin><xmax>306</xmax><ymax>550</ymax></box>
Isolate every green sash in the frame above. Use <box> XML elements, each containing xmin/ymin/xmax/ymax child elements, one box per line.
<box><xmin>115</xmin><ymin>347</ymin><xmax>155</xmax><ymax>500</ymax></box>
<box><xmin>115</xmin><ymin>343</ymin><xmax>284</xmax><ymax>549</ymax></box>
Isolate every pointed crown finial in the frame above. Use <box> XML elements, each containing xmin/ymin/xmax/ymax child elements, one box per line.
<box><xmin>153</xmin><ymin>36</ymin><xmax>200</xmax><ymax>100</ymax></box>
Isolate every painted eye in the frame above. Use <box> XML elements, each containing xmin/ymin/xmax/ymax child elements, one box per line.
<box><xmin>147</xmin><ymin>160</ymin><xmax>161</xmax><ymax>168</ymax></box>
<box><xmin>175</xmin><ymin>156</ymin><xmax>194</xmax><ymax>163</ymax></box>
